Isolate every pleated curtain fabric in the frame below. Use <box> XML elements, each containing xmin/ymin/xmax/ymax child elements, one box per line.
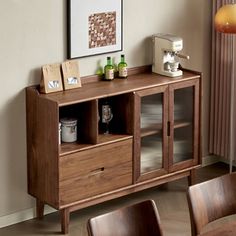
<box><xmin>209</xmin><ymin>0</ymin><xmax>236</xmax><ymax>161</ymax></box>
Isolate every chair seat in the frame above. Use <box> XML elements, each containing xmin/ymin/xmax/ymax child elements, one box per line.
<box><xmin>199</xmin><ymin>221</ymin><xmax>236</xmax><ymax>236</ymax></box>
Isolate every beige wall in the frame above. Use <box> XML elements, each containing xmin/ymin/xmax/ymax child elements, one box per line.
<box><xmin>0</xmin><ymin>0</ymin><xmax>212</xmax><ymax>225</ymax></box>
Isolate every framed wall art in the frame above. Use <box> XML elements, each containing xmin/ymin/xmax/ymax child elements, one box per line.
<box><xmin>68</xmin><ymin>0</ymin><xmax>123</xmax><ymax>59</ymax></box>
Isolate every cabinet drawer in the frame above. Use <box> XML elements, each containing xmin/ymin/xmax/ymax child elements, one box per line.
<box><xmin>59</xmin><ymin>139</ymin><xmax>133</xmax><ymax>205</ymax></box>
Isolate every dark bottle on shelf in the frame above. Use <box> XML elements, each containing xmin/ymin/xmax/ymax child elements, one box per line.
<box><xmin>100</xmin><ymin>100</ymin><xmax>113</xmax><ymax>134</ymax></box>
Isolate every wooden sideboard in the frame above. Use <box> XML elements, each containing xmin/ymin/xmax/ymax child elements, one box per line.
<box><xmin>26</xmin><ymin>66</ymin><xmax>201</xmax><ymax>234</ymax></box>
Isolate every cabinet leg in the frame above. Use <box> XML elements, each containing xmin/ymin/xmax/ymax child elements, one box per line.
<box><xmin>61</xmin><ymin>208</ymin><xmax>70</xmax><ymax>234</ymax></box>
<box><xmin>36</xmin><ymin>199</ymin><xmax>44</xmax><ymax>219</ymax></box>
<box><xmin>188</xmin><ymin>169</ymin><xmax>196</xmax><ymax>186</ymax></box>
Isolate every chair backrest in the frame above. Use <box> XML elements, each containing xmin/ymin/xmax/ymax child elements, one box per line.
<box><xmin>87</xmin><ymin>199</ymin><xmax>163</xmax><ymax>236</ymax></box>
<box><xmin>187</xmin><ymin>172</ymin><xmax>236</xmax><ymax>236</ymax></box>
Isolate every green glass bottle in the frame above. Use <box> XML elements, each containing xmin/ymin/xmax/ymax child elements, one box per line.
<box><xmin>118</xmin><ymin>54</ymin><xmax>128</xmax><ymax>78</ymax></box>
<box><xmin>104</xmin><ymin>57</ymin><xmax>114</xmax><ymax>80</ymax></box>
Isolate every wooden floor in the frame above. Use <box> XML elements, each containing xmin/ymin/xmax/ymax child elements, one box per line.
<box><xmin>0</xmin><ymin>162</ymin><xmax>232</xmax><ymax>236</ymax></box>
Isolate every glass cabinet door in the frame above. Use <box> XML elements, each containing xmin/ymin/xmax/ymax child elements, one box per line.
<box><xmin>168</xmin><ymin>79</ymin><xmax>200</xmax><ymax>172</ymax></box>
<box><xmin>134</xmin><ymin>86</ymin><xmax>168</xmax><ymax>182</ymax></box>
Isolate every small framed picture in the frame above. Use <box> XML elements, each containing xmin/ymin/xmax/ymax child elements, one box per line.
<box><xmin>61</xmin><ymin>60</ymin><xmax>82</xmax><ymax>90</ymax></box>
<box><xmin>68</xmin><ymin>0</ymin><xmax>123</xmax><ymax>59</ymax></box>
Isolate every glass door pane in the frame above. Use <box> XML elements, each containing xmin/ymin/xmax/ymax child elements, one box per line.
<box><xmin>173</xmin><ymin>86</ymin><xmax>194</xmax><ymax>163</ymax></box>
<box><xmin>140</xmin><ymin>93</ymin><xmax>163</xmax><ymax>173</ymax></box>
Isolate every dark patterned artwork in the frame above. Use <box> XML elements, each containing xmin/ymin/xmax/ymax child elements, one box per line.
<box><xmin>89</xmin><ymin>11</ymin><xmax>116</xmax><ymax>48</ymax></box>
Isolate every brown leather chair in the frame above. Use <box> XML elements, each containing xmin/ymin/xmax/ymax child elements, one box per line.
<box><xmin>187</xmin><ymin>172</ymin><xmax>236</xmax><ymax>236</ymax></box>
<box><xmin>87</xmin><ymin>199</ymin><xmax>163</xmax><ymax>236</ymax></box>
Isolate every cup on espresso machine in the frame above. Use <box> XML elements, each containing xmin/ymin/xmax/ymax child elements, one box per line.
<box><xmin>165</xmin><ymin>61</ymin><xmax>180</xmax><ymax>72</ymax></box>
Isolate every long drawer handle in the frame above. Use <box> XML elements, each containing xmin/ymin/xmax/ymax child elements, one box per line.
<box><xmin>167</xmin><ymin>121</ymin><xmax>170</xmax><ymax>136</ymax></box>
<box><xmin>90</xmin><ymin>167</ymin><xmax>105</xmax><ymax>176</ymax></box>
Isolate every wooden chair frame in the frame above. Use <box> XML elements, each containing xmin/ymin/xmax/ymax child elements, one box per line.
<box><xmin>87</xmin><ymin>199</ymin><xmax>163</xmax><ymax>236</ymax></box>
<box><xmin>187</xmin><ymin>172</ymin><xmax>236</xmax><ymax>235</ymax></box>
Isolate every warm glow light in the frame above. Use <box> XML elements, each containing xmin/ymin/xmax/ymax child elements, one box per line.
<box><xmin>215</xmin><ymin>4</ymin><xmax>236</xmax><ymax>33</ymax></box>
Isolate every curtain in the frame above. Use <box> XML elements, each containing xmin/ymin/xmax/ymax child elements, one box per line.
<box><xmin>209</xmin><ymin>0</ymin><xmax>236</xmax><ymax>166</ymax></box>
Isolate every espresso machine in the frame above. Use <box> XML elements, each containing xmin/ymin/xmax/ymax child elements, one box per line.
<box><xmin>152</xmin><ymin>33</ymin><xmax>189</xmax><ymax>77</ymax></box>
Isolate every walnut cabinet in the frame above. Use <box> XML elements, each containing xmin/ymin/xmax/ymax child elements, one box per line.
<box><xmin>26</xmin><ymin>66</ymin><xmax>201</xmax><ymax>234</ymax></box>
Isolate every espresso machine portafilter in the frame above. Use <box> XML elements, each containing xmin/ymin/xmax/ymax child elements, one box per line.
<box><xmin>152</xmin><ymin>33</ymin><xmax>189</xmax><ymax>77</ymax></box>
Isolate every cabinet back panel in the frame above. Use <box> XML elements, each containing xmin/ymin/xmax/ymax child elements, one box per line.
<box><xmin>59</xmin><ymin>100</ymin><xmax>98</xmax><ymax>144</ymax></box>
<box><xmin>98</xmin><ymin>93</ymin><xmax>134</xmax><ymax>135</ymax></box>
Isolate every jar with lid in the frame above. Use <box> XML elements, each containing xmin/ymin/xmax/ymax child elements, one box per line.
<box><xmin>60</xmin><ymin>118</ymin><xmax>77</xmax><ymax>143</ymax></box>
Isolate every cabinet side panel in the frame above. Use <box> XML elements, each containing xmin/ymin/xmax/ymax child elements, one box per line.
<box><xmin>26</xmin><ymin>88</ymin><xmax>38</xmax><ymax>198</ymax></box>
<box><xmin>193</xmin><ymin>79</ymin><xmax>200</xmax><ymax>165</ymax></box>
<box><xmin>38</xmin><ymin>97</ymin><xmax>59</xmax><ymax>207</ymax></box>
<box><xmin>26</xmin><ymin>87</ymin><xmax>59</xmax><ymax>208</ymax></box>
<box><xmin>133</xmin><ymin>93</ymin><xmax>141</xmax><ymax>182</ymax></box>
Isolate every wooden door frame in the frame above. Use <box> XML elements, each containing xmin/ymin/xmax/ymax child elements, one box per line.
<box><xmin>168</xmin><ymin>79</ymin><xmax>200</xmax><ymax>172</ymax></box>
<box><xmin>133</xmin><ymin>85</ymin><xmax>169</xmax><ymax>183</ymax></box>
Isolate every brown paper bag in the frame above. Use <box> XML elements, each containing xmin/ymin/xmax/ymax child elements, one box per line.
<box><xmin>40</xmin><ymin>63</ymin><xmax>63</xmax><ymax>94</ymax></box>
<box><xmin>61</xmin><ymin>60</ymin><xmax>82</xmax><ymax>90</ymax></box>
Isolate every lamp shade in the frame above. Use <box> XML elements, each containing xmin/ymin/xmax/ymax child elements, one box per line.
<box><xmin>215</xmin><ymin>4</ymin><xmax>236</xmax><ymax>33</ymax></box>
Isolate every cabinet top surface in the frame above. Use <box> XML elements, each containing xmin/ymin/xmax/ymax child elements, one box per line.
<box><xmin>28</xmin><ymin>70</ymin><xmax>200</xmax><ymax>106</ymax></box>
